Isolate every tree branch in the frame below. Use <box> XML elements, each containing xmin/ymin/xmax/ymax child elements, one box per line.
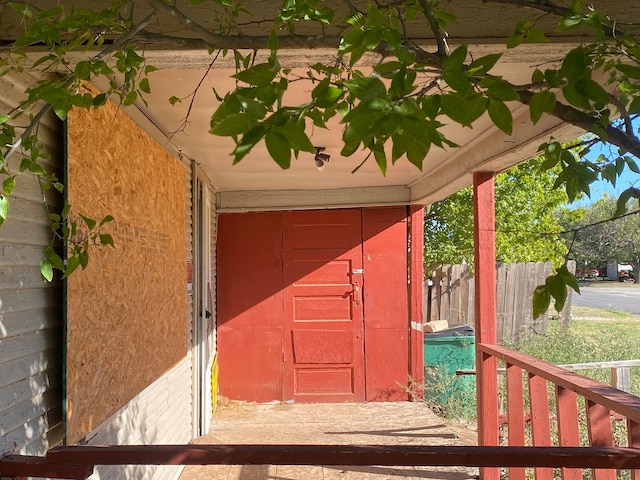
<box><xmin>418</xmin><ymin>0</ymin><xmax>449</xmax><ymax>57</ymax></box>
<box><xmin>145</xmin><ymin>0</ymin><xmax>345</xmax><ymax>50</ymax></box>
<box><xmin>517</xmin><ymin>89</ymin><xmax>640</xmax><ymax>158</ymax></box>
<box><xmin>2</xmin><ymin>9</ymin><xmax>158</xmax><ymax>163</ymax></box>
<box><xmin>483</xmin><ymin>0</ymin><xmax>627</xmax><ymax>38</ymax></box>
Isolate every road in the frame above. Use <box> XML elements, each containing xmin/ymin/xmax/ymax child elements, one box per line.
<box><xmin>572</xmin><ymin>284</ymin><xmax>640</xmax><ymax>316</ymax></box>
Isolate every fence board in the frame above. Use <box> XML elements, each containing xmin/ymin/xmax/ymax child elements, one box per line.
<box><xmin>424</xmin><ymin>262</ymin><xmax>575</xmax><ymax>344</ymax></box>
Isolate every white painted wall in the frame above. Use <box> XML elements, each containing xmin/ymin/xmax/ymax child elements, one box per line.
<box><xmin>83</xmin><ymin>356</ymin><xmax>194</xmax><ymax>480</ymax></box>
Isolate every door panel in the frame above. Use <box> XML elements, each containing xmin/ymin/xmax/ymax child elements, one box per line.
<box><xmin>284</xmin><ymin>210</ymin><xmax>365</xmax><ymax>402</ymax></box>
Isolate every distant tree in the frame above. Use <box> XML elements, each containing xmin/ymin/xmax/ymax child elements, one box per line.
<box><xmin>424</xmin><ymin>157</ymin><xmax>568</xmax><ymax>268</ymax></box>
<box><xmin>560</xmin><ymin>196</ymin><xmax>640</xmax><ymax>281</ymax></box>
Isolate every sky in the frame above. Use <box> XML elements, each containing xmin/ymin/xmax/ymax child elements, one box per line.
<box><xmin>571</xmin><ymin>134</ymin><xmax>640</xmax><ymax>207</ymax></box>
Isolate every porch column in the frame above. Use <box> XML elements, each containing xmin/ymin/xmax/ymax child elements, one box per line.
<box><xmin>473</xmin><ymin>172</ymin><xmax>500</xmax><ymax>480</ymax></box>
<box><xmin>409</xmin><ymin>205</ymin><xmax>425</xmax><ymax>399</ymax></box>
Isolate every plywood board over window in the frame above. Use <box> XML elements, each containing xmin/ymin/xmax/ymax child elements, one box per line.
<box><xmin>66</xmin><ymin>85</ymin><xmax>187</xmax><ymax>444</ymax></box>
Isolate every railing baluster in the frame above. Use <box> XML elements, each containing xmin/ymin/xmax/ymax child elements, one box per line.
<box><xmin>529</xmin><ymin>373</ymin><xmax>553</xmax><ymax>480</ymax></box>
<box><xmin>627</xmin><ymin>419</ymin><xmax>640</xmax><ymax>480</ymax></box>
<box><xmin>555</xmin><ymin>385</ymin><xmax>581</xmax><ymax>480</ymax></box>
<box><xmin>507</xmin><ymin>363</ymin><xmax>526</xmax><ymax>480</ymax></box>
<box><xmin>586</xmin><ymin>399</ymin><xmax>615</xmax><ymax>480</ymax></box>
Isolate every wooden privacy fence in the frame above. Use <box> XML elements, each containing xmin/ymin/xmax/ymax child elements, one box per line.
<box><xmin>425</xmin><ymin>262</ymin><xmax>575</xmax><ymax>344</ymax></box>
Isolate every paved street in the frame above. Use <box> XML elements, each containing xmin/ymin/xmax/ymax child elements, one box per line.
<box><xmin>572</xmin><ymin>284</ymin><xmax>640</xmax><ymax>316</ymax></box>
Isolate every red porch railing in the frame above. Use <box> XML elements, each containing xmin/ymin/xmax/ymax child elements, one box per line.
<box><xmin>478</xmin><ymin>343</ymin><xmax>640</xmax><ymax>480</ymax></box>
<box><xmin>2</xmin><ymin>344</ymin><xmax>640</xmax><ymax>479</ymax></box>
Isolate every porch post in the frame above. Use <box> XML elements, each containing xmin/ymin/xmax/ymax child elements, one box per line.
<box><xmin>473</xmin><ymin>172</ymin><xmax>500</xmax><ymax>480</ymax></box>
<box><xmin>409</xmin><ymin>205</ymin><xmax>425</xmax><ymax>399</ymax></box>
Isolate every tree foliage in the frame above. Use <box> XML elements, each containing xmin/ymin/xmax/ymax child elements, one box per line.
<box><xmin>1</xmin><ymin>0</ymin><xmax>640</xmax><ymax>311</ymax></box>
<box><xmin>559</xmin><ymin>196</ymin><xmax>640</xmax><ymax>281</ymax></box>
<box><xmin>424</xmin><ymin>158</ymin><xmax>568</xmax><ymax>268</ymax></box>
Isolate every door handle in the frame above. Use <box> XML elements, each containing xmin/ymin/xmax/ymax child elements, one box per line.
<box><xmin>352</xmin><ymin>281</ymin><xmax>361</xmax><ymax>306</ymax></box>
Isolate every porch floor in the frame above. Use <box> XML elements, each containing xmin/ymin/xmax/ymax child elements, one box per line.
<box><xmin>179</xmin><ymin>402</ymin><xmax>478</xmax><ymax>480</ymax></box>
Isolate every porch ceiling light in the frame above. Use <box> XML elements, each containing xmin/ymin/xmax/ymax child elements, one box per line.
<box><xmin>314</xmin><ymin>146</ymin><xmax>330</xmax><ymax>171</ymax></box>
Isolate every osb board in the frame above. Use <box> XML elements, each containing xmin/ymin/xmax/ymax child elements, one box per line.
<box><xmin>66</xmin><ymin>86</ymin><xmax>187</xmax><ymax>444</ymax></box>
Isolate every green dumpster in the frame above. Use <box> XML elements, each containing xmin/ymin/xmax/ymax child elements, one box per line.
<box><xmin>423</xmin><ymin>325</ymin><xmax>476</xmax><ymax>417</ymax></box>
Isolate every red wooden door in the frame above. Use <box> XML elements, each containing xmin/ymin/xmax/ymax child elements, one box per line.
<box><xmin>283</xmin><ymin>210</ymin><xmax>365</xmax><ymax>402</ymax></box>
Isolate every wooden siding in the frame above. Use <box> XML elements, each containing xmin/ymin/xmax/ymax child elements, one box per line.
<box><xmin>0</xmin><ymin>72</ymin><xmax>64</xmax><ymax>456</ymax></box>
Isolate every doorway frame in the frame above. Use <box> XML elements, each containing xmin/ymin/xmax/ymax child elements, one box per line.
<box><xmin>192</xmin><ymin>162</ymin><xmax>213</xmax><ymax>437</ymax></box>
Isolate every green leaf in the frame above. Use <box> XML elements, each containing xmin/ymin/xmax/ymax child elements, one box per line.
<box><xmin>44</xmin><ymin>246</ymin><xmax>64</xmax><ymax>270</ymax></box>
<box><xmin>532</xmin><ymin>284</ymin><xmax>551</xmax><ymax>319</ymax></box>
<box><xmin>507</xmin><ymin>33</ymin><xmax>523</xmax><ymax>49</ymax></box>
<box><xmin>343</xmin><ymin>76</ymin><xmax>386</xmax><ymax>101</ymax></box>
<box><xmin>445</xmin><ymin>44</ymin><xmax>468</xmax><ymax>71</ymax></box>
<box><xmin>443</xmin><ymin>70</ymin><xmax>470</xmax><ymax>94</ymax></box>
<box><xmin>441</xmin><ymin>93</ymin><xmax>487</xmax><ymax>127</ymax></box>
<box><xmin>0</xmin><ymin>193</ymin><xmax>8</xmax><ymax>221</ymax></box>
<box><xmin>560</xmin><ymin>46</ymin><xmax>587</xmax><ymax>82</ymax></box>
<box><xmin>278</xmin><ymin>122</ymin><xmax>315</xmax><ymax>154</ymax></box>
<box><xmin>311</xmin><ymin>79</ymin><xmax>344</xmax><ymax>108</ymax></box>
<box><xmin>562</xmin><ymin>84</ymin><xmax>590</xmax><ymax>109</ymax></box>
<box><xmin>575</xmin><ymin>78</ymin><xmax>609</xmax><ymax>106</ymax></box>
<box><xmin>557</xmin><ymin>264</ymin><xmax>580</xmax><ymax>293</ymax></box>
<box><xmin>616</xmin><ymin>64</ymin><xmax>640</xmax><ymax>80</ymax></box>
<box><xmin>265</xmin><ymin>130</ymin><xmax>291</xmax><ymax>169</ymax></box>
<box><xmin>268</xmin><ymin>29</ymin><xmax>278</xmax><ymax>51</ymax></box>
<box><xmin>233</xmin><ymin>63</ymin><xmax>277</xmax><ymax>87</ymax></box>
<box><xmin>558</xmin><ymin>14</ymin><xmax>583</xmax><ymax>31</ymax></box>
<box><xmin>40</xmin><ymin>259</ymin><xmax>54</xmax><ymax>282</ymax></box>
<box><xmin>9</xmin><ymin>2</ymin><xmax>32</xmax><ymax>17</ymax></box>
<box><xmin>526</xmin><ymin>28</ymin><xmax>548</xmax><ymax>43</ymax></box>
<box><xmin>99</xmin><ymin>214</ymin><xmax>115</xmax><ymax>226</ymax></box>
<box><xmin>139</xmin><ymin>78</ymin><xmax>151</xmax><ymax>94</ymax></box>
<box><xmin>615</xmin><ymin>188</ymin><xmax>633</xmax><ymax>216</ymax></box>
<box><xmin>0</xmin><ymin>114</ymin><xmax>9</xmax><ymax>124</ymax></box>
<box><xmin>532</xmin><ymin>69</ymin><xmax>545</xmax><ymax>84</ymax></box>
<box><xmin>421</xmin><ymin>95</ymin><xmax>441</xmax><ymax>119</ymax></box>
<box><xmin>482</xmin><ymin>78</ymin><xmax>519</xmax><ymax>101</ymax></box>
<box><xmin>529</xmin><ymin>91</ymin><xmax>556</xmax><ymax>124</ymax></box>
<box><xmin>79</xmin><ymin>213</ymin><xmax>96</xmax><ymax>230</ymax></box>
<box><xmin>53</xmin><ymin>103</ymin><xmax>71</xmax><ymax>121</ymax></box>
<box><xmin>74</xmin><ymin>61</ymin><xmax>91</xmax><ymax>80</ymax></box>
<box><xmin>232</xmin><ymin>125</ymin><xmax>266</xmax><ymax>164</ymax></box>
<box><xmin>546</xmin><ymin>274</ymin><xmax>568</xmax><ymax>312</ymax></box>
<box><xmin>79</xmin><ymin>250</ymin><xmax>89</xmax><ymax>269</ymax></box>
<box><xmin>63</xmin><ymin>255</ymin><xmax>80</xmax><ymax>278</ymax></box>
<box><xmin>625</xmin><ymin>157</ymin><xmax>640</xmax><ymax>174</ymax></box>
<box><xmin>3</xmin><ymin>176</ymin><xmax>16</xmax><ymax>195</ymax></box>
<box><xmin>488</xmin><ymin>99</ymin><xmax>513</xmax><ymax>135</ymax></box>
<box><xmin>468</xmin><ymin>53</ymin><xmax>502</xmax><ymax>75</ymax></box>
<box><xmin>210</xmin><ymin>112</ymin><xmax>256</xmax><ymax>136</ymax></box>
<box><xmin>99</xmin><ymin>233</ymin><xmax>115</xmax><ymax>247</ymax></box>
<box><xmin>169</xmin><ymin>96</ymin><xmax>182</xmax><ymax>105</ymax></box>
<box><xmin>373</xmin><ymin>145</ymin><xmax>387</xmax><ymax>176</ymax></box>
<box><xmin>123</xmin><ymin>90</ymin><xmax>137</xmax><ymax>106</ymax></box>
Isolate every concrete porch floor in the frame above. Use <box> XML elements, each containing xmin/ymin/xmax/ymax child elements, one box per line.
<box><xmin>179</xmin><ymin>402</ymin><xmax>479</xmax><ymax>480</ymax></box>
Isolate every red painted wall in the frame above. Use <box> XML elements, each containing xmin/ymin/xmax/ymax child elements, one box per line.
<box><xmin>217</xmin><ymin>212</ymin><xmax>284</xmax><ymax>402</ymax></box>
<box><xmin>363</xmin><ymin>207</ymin><xmax>410</xmax><ymax>401</ymax></box>
<box><xmin>217</xmin><ymin>208</ymin><xmax>417</xmax><ymax>403</ymax></box>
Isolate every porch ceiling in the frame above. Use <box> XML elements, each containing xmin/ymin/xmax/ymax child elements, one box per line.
<box><xmin>85</xmin><ymin>0</ymin><xmax>629</xmax><ymax>211</ymax></box>
<box><xmin>130</xmin><ymin>46</ymin><xmax>582</xmax><ymax>211</ymax></box>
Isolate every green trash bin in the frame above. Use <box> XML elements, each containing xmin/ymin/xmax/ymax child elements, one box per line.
<box><xmin>423</xmin><ymin>325</ymin><xmax>476</xmax><ymax>417</ymax></box>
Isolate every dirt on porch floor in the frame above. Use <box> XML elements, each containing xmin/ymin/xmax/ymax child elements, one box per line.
<box><xmin>179</xmin><ymin>402</ymin><xmax>479</xmax><ymax>480</ymax></box>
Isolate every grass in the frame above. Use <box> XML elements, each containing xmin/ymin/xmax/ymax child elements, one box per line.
<box><xmin>516</xmin><ymin>306</ymin><xmax>640</xmax><ymax>395</ymax></box>
<box><xmin>570</xmin><ymin>305</ymin><xmax>639</xmax><ymax>321</ymax></box>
